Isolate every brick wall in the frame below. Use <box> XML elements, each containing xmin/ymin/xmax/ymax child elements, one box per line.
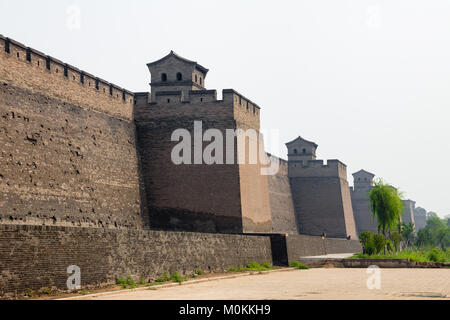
<box><xmin>351</xmin><ymin>188</ymin><xmax>378</xmax><ymax>234</ymax></box>
<box><xmin>135</xmin><ymin>97</ymin><xmax>244</xmax><ymax>233</ymax></box>
<box><xmin>135</xmin><ymin>90</ymin><xmax>272</xmax><ymax>234</ymax></box>
<box><xmin>0</xmin><ymin>83</ymin><xmax>145</xmax><ymax>229</ymax></box>
<box><xmin>268</xmin><ymin>234</ymin><xmax>362</xmax><ymax>265</ymax></box>
<box><xmin>267</xmin><ymin>158</ymin><xmax>298</xmax><ymax>234</ymax></box>
<box><xmin>290</xmin><ymin>177</ymin><xmax>354</xmax><ymax>238</ymax></box>
<box><xmin>0</xmin><ymin>225</ymin><xmax>272</xmax><ymax>296</ymax></box>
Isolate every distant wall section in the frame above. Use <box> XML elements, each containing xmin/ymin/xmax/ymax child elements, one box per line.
<box><xmin>266</xmin><ymin>155</ymin><xmax>298</xmax><ymax>234</ymax></box>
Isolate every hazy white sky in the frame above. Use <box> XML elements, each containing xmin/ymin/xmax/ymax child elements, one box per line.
<box><xmin>1</xmin><ymin>0</ymin><xmax>449</xmax><ymax>217</ymax></box>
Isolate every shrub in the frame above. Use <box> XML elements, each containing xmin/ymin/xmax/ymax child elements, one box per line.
<box><xmin>247</xmin><ymin>262</ymin><xmax>262</xmax><ymax>270</ymax></box>
<box><xmin>155</xmin><ymin>271</ymin><xmax>171</xmax><ymax>283</ymax></box>
<box><xmin>427</xmin><ymin>248</ymin><xmax>445</xmax><ymax>262</ymax></box>
<box><xmin>194</xmin><ymin>268</ymin><xmax>204</xmax><ymax>276</ymax></box>
<box><xmin>116</xmin><ymin>276</ymin><xmax>136</xmax><ymax>289</ymax></box>
<box><xmin>25</xmin><ymin>289</ymin><xmax>33</xmax><ymax>298</ymax></box>
<box><xmin>261</xmin><ymin>262</ymin><xmax>272</xmax><ymax>269</ymax></box>
<box><xmin>373</xmin><ymin>234</ymin><xmax>386</xmax><ymax>254</ymax></box>
<box><xmin>138</xmin><ymin>276</ymin><xmax>147</xmax><ymax>285</ymax></box>
<box><xmin>171</xmin><ymin>272</ymin><xmax>184</xmax><ymax>283</ymax></box>
<box><xmin>359</xmin><ymin>231</ymin><xmax>375</xmax><ymax>255</ymax></box>
<box><xmin>290</xmin><ymin>261</ymin><xmax>309</xmax><ymax>270</ymax></box>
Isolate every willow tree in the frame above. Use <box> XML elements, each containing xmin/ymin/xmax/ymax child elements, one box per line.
<box><xmin>369</xmin><ymin>179</ymin><xmax>404</xmax><ymax>244</ymax></box>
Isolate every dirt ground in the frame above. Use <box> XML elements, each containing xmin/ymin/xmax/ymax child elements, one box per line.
<box><xmin>66</xmin><ymin>268</ymin><xmax>450</xmax><ymax>300</ymax></box>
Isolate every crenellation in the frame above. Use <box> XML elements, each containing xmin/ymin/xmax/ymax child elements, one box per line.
<box><xmin>189</xmin><ymin>89</ymin><xmax>218</xmax><ymax>103</ymax></box>
<box><xmin>0</xmin><ymin>35</ymin><xmax>134</xmax><ymax>120</ymax></box>
<box><xmin>288</xmin><ymin>159</ymin><xmax>348</xmax><ymax>179</ymax></box>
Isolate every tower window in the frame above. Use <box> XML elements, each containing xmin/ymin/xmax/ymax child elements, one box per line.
<box><xmin>294</xmin><ymin>149</ymin><xmax>298</xmax><ymax>154</ymax></box>
<box><xmin>200</xmin><ymin>77</ymin><xmax>203</xmax><ymax>85</ymax></box>
<box><xmin>195</xmin><ymin>75</ymin><xmax>198</xmax><ymax>83</ymax></box>
<box><xmin>303</xmin><ymin>149</ymin><xmax>306</xmax><ymax>154</ymax></box>
<box><xmin>80</xmin><ymin>72</ymin><xmax>85</xmax><ymax>84</ymax></box>
<box><xmin>161</xmin><ymin>73</ymin><xmax>167</xmax><ymax>82</ymax></box>
<box><xmin>64</xmin><ymin>65</ymin><xmax>68</xmax><ymax>77</ymax></box>
<box><xmin>26</xmin><ymin>49</ymin><xmax>31</xmax><ymax>62</ymax></box>
<box><xmin>95</xmin><ymin>79</ymin><xmax>99</xmax><ymax>90</ymax></box>
<box><xmin>176</xmin><ymin>72</ymin><xmax>183</xmax><ymax>81</ymax></box>
<box><xmin>46</xmin><ymin>57</ymin><xmax>51</xmax><ymax>70</ymax></box>
<box><xmin>109</xmin><ymin>85</ymin><xmax>113</xmax><ymax>96</ymax></box>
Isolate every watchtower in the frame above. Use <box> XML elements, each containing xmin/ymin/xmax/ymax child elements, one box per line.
<box><xmin>353</xmin><ymin>170</ymin><xmax>375</xmax><ymax>192</ymax></box>
<box><xmin>414</xmin><ymin>207</ymin><xmax>428</xmax><ymax>231</ymax></box>
<box><xmin>286</xmin><ymin>136</ymin><xmax>357</xmax><ymax>239</ymax></box>
<box><xmin>134</xmin><ymin>51</ymin><xmax>272</xmax><ymax>234</ymax></box>
<box><xmin>147</xmin><ymin>51</ymin><xmax>209</xmax><ymax>102</ymax></box>
<box><xmin>401</xmin><ymin>199</ymin><xmax>416</xmax><ymax>228</ymax></box>
<box><xmin>286</xmin><ymin>136</ymin><xmax>317</xmax><ymax>164</ymax></box>
<box><xmin>350</xmin><ymin>170</ymin><xmax>378</xmax><ymax>235</ymax></box>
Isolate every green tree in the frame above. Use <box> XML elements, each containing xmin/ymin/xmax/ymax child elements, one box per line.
<box><xmin>414</xmin><ymin>214</ymin><xmax>450</xmax><ymax>249</ymax></box>
<box><xmin>390</xmin><ymin>232</ymin><xmax>402</xmax><ymax>252</ymax></box>
<box><xmin>369</xmin><ymin>179</ymin><xmax>404</xmax><ymax>253</ymax></box>
<box><xmin>359</xmin><ymin>231</ymin><xmax>376</xmax><ymax>255</ymax></box>
<box><xmin>436</xmin><ymin>226</ymin><xmax>450</xmax><ymax>250</ymax></box>
<box><xmin>373</xmin><ymin>234</ymin><xmax>386</xmax><ymax>254</ymax></box>
<box><xmin>401</xmin><ymin>222</ymin><xmax>416</xmax><ymax>249</ymax></box>
<box><xmin>415</xmin><ymin>228</ymin><xmax>431</xmax><ymax>249</ymax></box>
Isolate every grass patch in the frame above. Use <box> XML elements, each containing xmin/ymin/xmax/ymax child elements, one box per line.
<box><xmin>226</xmin><ymin>262</ymin><xmax>275</xmax><ymax>273</ymax></box>
<box><xmin>153</xmin><ymin>271</ymin><xmax>188</xmax><ymax>285</ymax></box>
<box><xmin>194</xmin><ymin>268</ymin><xmax>204</xmax><ymax>276</ymax></box>
<box><xmin>290</xmin><ymin>261</ymin><xmax>309</xmax><ymax>270</ymax></box>
<box><xmin>39</xmin><ymin>287</ymin><xmax>53</xmax><ymax>295</ymax></box>
<box><xmin>351</xmin><ymin>248</ymin><xmax>449</xmax><ymax>263</ymax></box>
<box><xmin>24</xmin><ymin>289</ymin><xmax>33</xmax><ymax>298</ymax></box>
<box><xmin>116</xmin><ymin>275</ymin><xmax>136</xmax><ymax>289</ymax></box>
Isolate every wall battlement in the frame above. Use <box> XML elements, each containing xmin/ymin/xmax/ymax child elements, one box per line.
<box><xmin>0</xmin><ymin>35</ymin><xmax>134</xmax><ymax>120</ymax></box>
<box><xmin>140</xmin><ymin>88</ymin><xmax>260</xmax><ymax>118</ymax></box>
<box><xmin>288</xmin><ymin>159</ymin><xmax>348</xmax><ymax>179</ymax></box>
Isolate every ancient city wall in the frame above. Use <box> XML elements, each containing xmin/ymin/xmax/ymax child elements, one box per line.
<box><xmin>288</xmin><ymin>159</ymin><xmax>357</xmax><ymax>239</ymax></box>
<box><xmin>0</xmin><ymin>35</ymin><xmax>134</xmax><ymax>120</ymax></box>
<box><xmin>134</xmin><ymin>90</ymin><xmax>271</xmax><ymax>233</ymax></box>
<box><xmin>290</xmin><ymin>176</ymin><xmax>357</xmax><ymax>239</ymax></box>
<box><xmin>0</xmin><ymin>36</ymin><xmax>145</xmax><ymax>229</ymax></box>
<box><xmin>401</xmin><ymin>200</ymin><xmax>416</xmax><ymax>226</ymax></box>
<box><xmin>266</xmin><ymin>155</ymin><xmax>298</xmax><ymax>234</ymax></box>
<box><xmin>268</xmin><ymin>234</ymin><xmax>362</xmax><ymax>265</ymax></box>
<box><xmin>0</xmin><ymin>79</ymin><xmax>144</xmax><ymax>229</ymax></box>
<box><xmin>0</xmin><ymin>225</ymin><xmax>272</xmax><ymax>296</ymax></box>
<box><xmin>134</xmin><ymin>93</ymin><xmax>243</xmax><ymax>233</ymax></box>
<box><xmin>414</xmin><ymin>207</ymin><xmax>427</xmax><ymax>230</ymax></box>
<box><xmin>351</xmin><ymin>188</ymin><xmax>378</xmax><ymax>234</ymax></box>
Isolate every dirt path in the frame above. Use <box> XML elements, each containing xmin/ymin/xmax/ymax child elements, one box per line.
<box><xmin>68</xmin><ymin>268</ymin><xmax>450</xmax><ymax>300</ymax></box>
